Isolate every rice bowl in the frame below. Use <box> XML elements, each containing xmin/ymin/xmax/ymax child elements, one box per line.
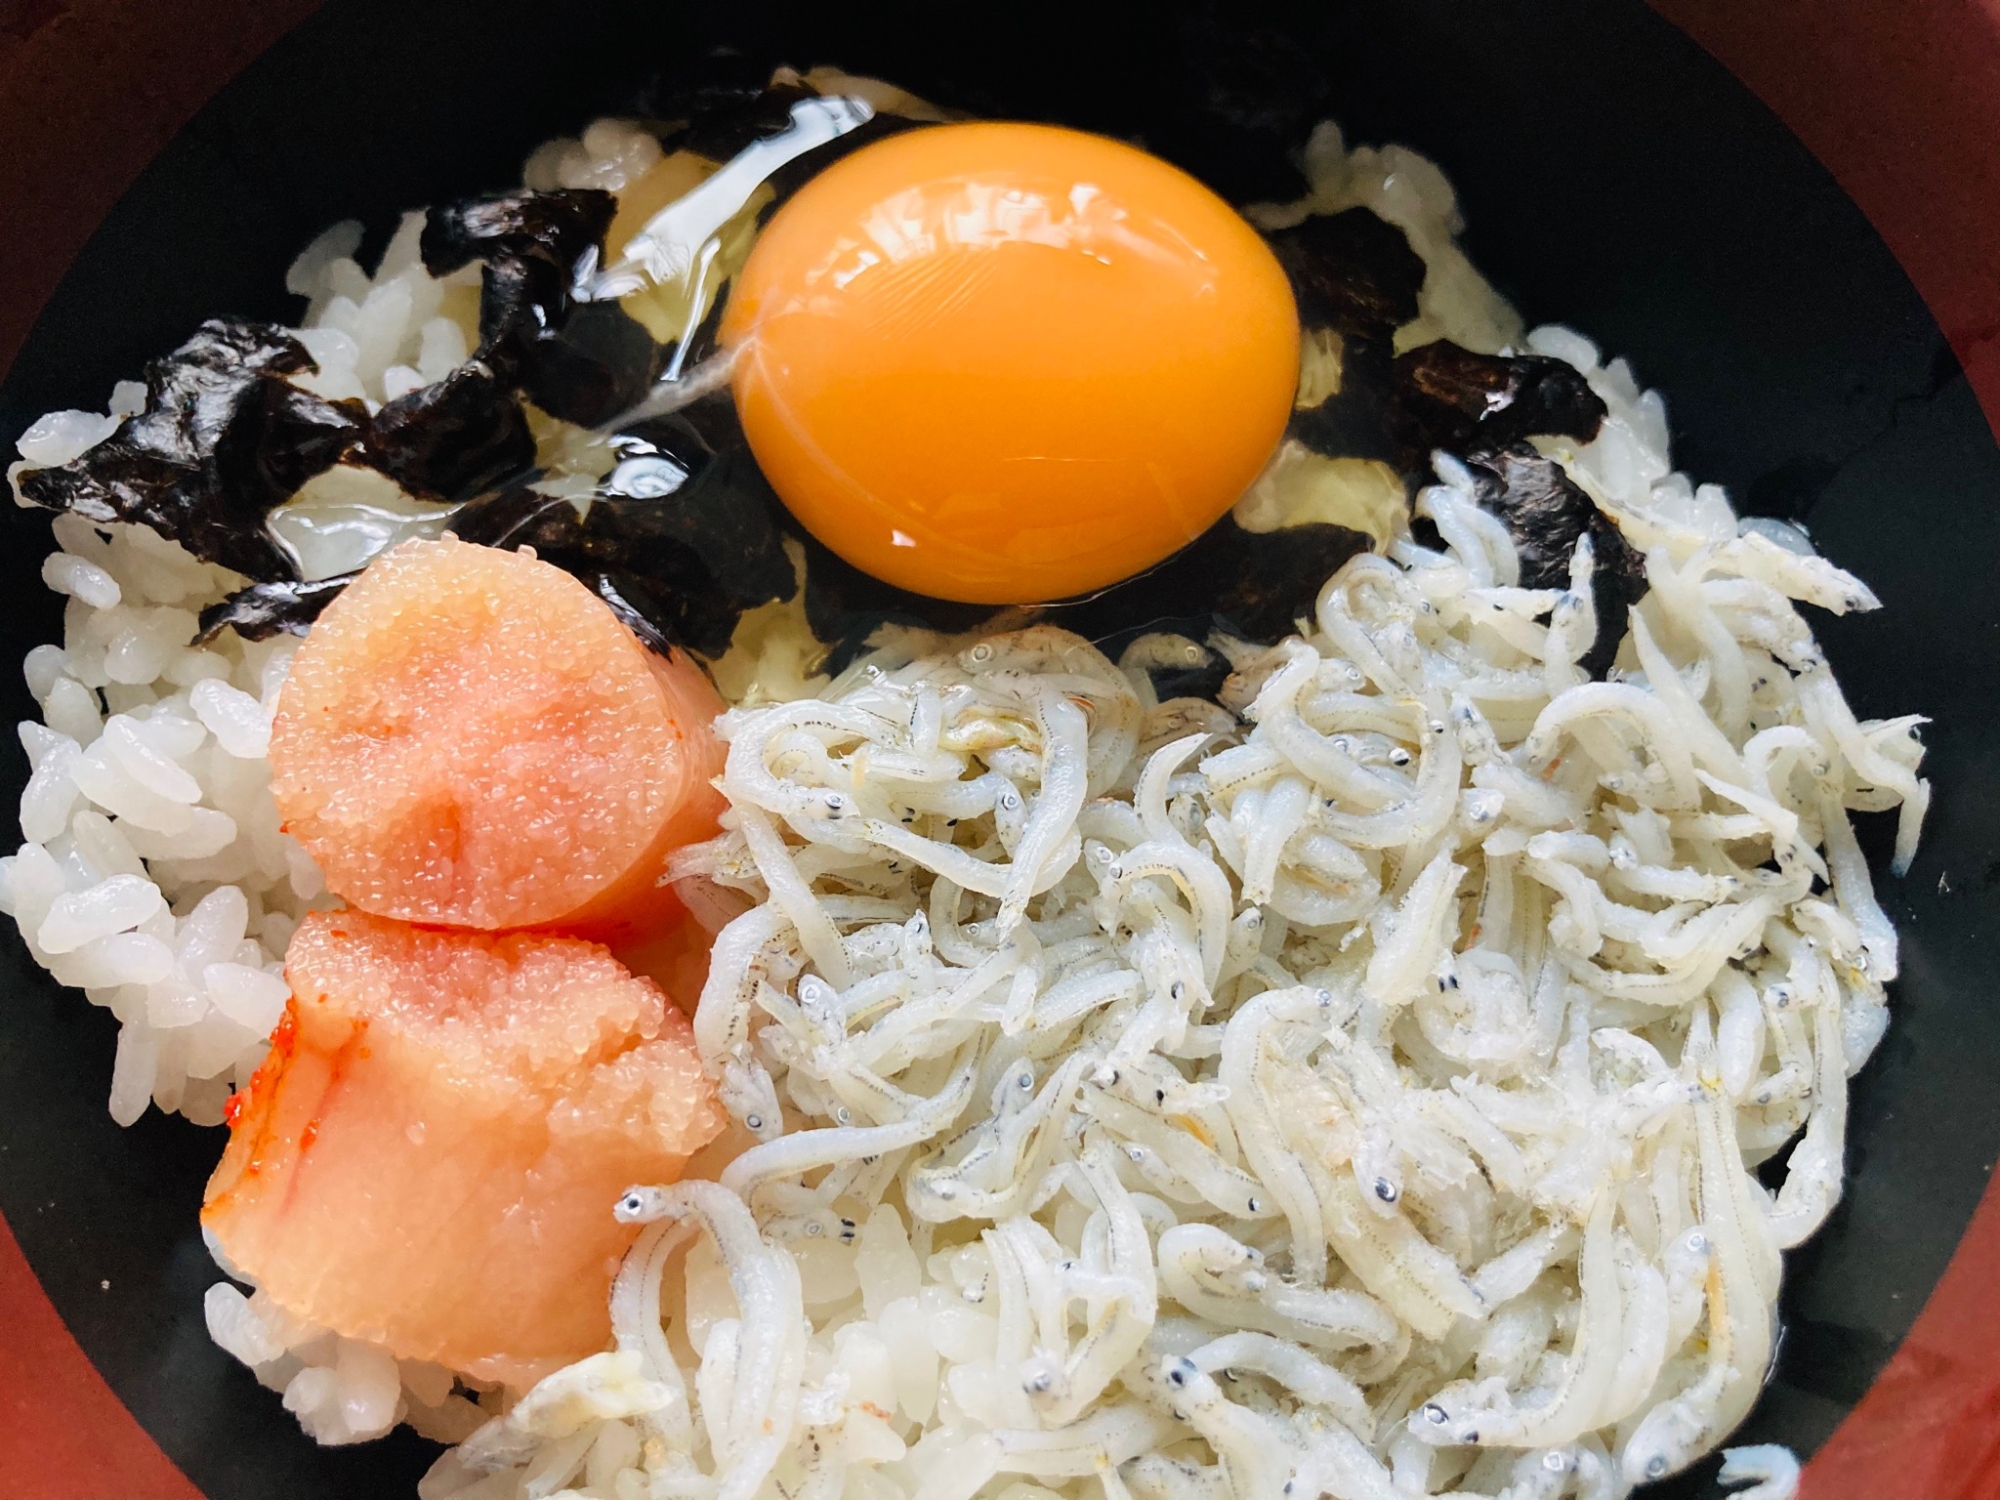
<box><xmin>0</xmin><ymin>29</ymin><xmax>1968</xmax><ymax>1500</ymax></box>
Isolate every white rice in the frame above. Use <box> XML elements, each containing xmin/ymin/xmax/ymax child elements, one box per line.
<box><xmin>3</xmin><ymin>103</ymin><xmax>1905</xmax><ymax>1500</ymax></box>
<box><xmin>1</xmin><ymin>522</ymin><xmax>310</xmax><ymax>1128</ymax></box>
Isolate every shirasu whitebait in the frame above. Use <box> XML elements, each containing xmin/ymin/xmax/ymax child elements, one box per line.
<box><xmin>437</xmin><ymin>373</ymin><xmax>1924</xmax><ymax>1500</ymax></box>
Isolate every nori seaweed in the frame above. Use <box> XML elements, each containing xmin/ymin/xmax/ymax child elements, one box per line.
<box><xmin>194</xmin><ymin>574</ymin><xmax>355</xmax><ymax>644</ymax></box>
<box><xmin>516</xmin><ymin>301</ymin><xmax>666</xmax><ymax>429</ymax></box>
<box><xmin>1288</xmin><ymin>347</ymin><xmax>1407</xmax><ymax>469</ymax></box>
<box><xmin>793</xmin><ymin>509</ymin><xmax>1372</xmax><ymax>683</ymax></box>
<box><xmin>1274</xmin><ymin>208</ymin><xmax>1425</xmax><ymax>470</ymax></box>
<box><xmin>641</xmin><ymin>47</ymin><xmax>786</xmax><ymax>141</ymax></box>
<box><xmin>448</xmin><ymin>409</ymin><xmax>796</xmax><ymax>658</ymax></box>
<box><xmin>419</xmin><ymin>188</ymin><xmax>619</xmax><ymax>375</ymax></box>
<box><xmin>671</xmin><ymin>79</ymin><xmax>817</xmax><ymax>161</ymax></box>
<box><xmin>1267</xmin><ymin>208</ymin><xmax>1426</xmax><ymax>341</ymax></box>
<box><xmin>363</xmin><ymin>363</ymin><xmax>536</xmax><ymax>502</ymax></box>
<box><xmin>1463</xmin><ymin>444</ymin><xmax>1646</xmax><ymax>679</ymax></box>
<box><xmin>15</xmin><ymin>319</ymin><xmax>364</xmax><ymax>580</ymax></box>
<box><xmin>1043</xmin><ymin>517</ymin><xmax>1373</xmax><ymax>647</ymax></box>
<box><xmin>1141</xmin><ymin>642</ymin><xmax>1234</xmax><ymax>704</ymax></box>
<box><xmin>1392</xmin><ymin>340</ymin><xmax>1608</xmax><ymax>459</ymax></box>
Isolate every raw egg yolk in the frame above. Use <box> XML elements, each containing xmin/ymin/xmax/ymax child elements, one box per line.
<box><xmin>722</xmin><ymin>121</ymin><xmax>1300</xmax><ymax>604</ymax></box>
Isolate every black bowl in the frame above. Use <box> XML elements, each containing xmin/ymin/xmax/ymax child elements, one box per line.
<box><xmin>1</xmin><ymin>4</ymin><xmax>1996</xmax><ymax>1497</ymax></box>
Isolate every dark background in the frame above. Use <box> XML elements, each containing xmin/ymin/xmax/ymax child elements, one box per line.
<box><xmin>0</xmin><ymin>2</ymin><xmax>1994</xmax><ymax>1495</ymax></box>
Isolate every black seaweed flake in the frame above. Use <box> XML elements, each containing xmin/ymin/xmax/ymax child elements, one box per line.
<box><xmin>1464</xmin><ymin>445</ymin><xmax>1646</xmax><ymax>679</ymax></box>
<box><xmin>419</xmin><ymin>188</ymin><xmax>618</xmax><ymax>375</ymax></box>
<box><xmin>673</xmin><ymin>80</ymin><xmax>817</xmax><ymax>161</ymax></box>
<box><xmin>1047</xmin><ymin>516</ymin><xmax>1374</xmax><ymax>647</ymax></box>
<box><xmin>592</xmin><ymin>571</ymin><xmax>680</xmax><ymax>656</ymax></box>
<box><xmin>517</xmin><ymin>300</ymin><xmax>666</xmax><ymax>429</ymax></box>
<box><xmin>1392</xmin><ymin>340</ymin><xmax>1607</xmax><ymax>460</ymax></box>
<box><xmin>794</xmin><ymin>528</ymin><xmax>1005</xmax><ymax>675</ymax></box>
<box><xmin>1266</xmin><ymin>208</ymin><xmax>1426</xmax><ymax>341</ymax></box>
<box><xmin>1289</xmin><ymin>350</ymin><xmax>1407</xmax><ymax>469</ymax></box>
<box><xmin>641</xmin><ymin>47</ymin><xmax>783</xmax><ymax>136</ymax></box>
<box><xmin>194</xmin><ymin>574</ymin><xmax>354</xmax><ymax>644</ymax></box>
<box><xmin>1270</xmin><ymin>208</ymin><xmax>1426</xmax><ymax>471</ymax></box>
<box><xmin>792</xmin><ymin>509</ymin><xmax>1371</xmax><ymax>686</ymax></box>
<box><xmin>450</xmin><ymin>490</ymin><xmax>774</xmax><ymax>659</ymax></box>
<box><xmin>449</xmin><ymin>412</ymin><xmax>796</xmax><ymax>658</ymax></box>
<box><xmin>448</xmin><ymin>482</ymin><xmax>744</xmax><ymax>652</ymax></box>
<box><xmin>15</xmin><ymin>319</ymin><xmax>363</xmax><ymax>579</ymax></box>
<box><xmin>660</xmin><ymin>70</ymin><xmax>934</xmax><ymax>202</ymax></box>
<box><xmin>364</xmin><ymin>363</ymin><xmax>536</xmax><ymax>501</ymax></box>
<box><xmin>1143</xmin><ymin>642</ymin><xmax>1233</xmax><ymax>704</ymax></box>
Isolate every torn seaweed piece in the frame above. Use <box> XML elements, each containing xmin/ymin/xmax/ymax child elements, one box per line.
<box><xmin>673</xmin><ymin>79</ymin><xmax>817</xmax><ymax>161</ymax></box>
<box><xmin>1392</xmin><ymin>340</ymin><xmax>1607</xmax><ymax>459</ymax></box>
<box><xmin>14</xmin><ymin>319</ymin><xmax>362</xmax><ymax>579</ymax></box>
<box><xmin>660</xmin><ymin>74</ymin><xmax>926</xmax><ymax>206</ymax></box>
<box><xmin>643</xmin><ymin>46</ymin><xmax>784</xmax><ymax>132</ymax></box>
<box><xmin>1213</xmin><ymin>521</ymin><xmax>1377</xmax><ymax>640</ymax></box>
<box><xmin>419</xmin><ymin>187</ymin><xmax>617</xmax><ymax>283</ymax></box>
<box><xmin>1287</xmin><ymin>339</ymin><xmax>1408</xmax><ymax>470</ymax></box>
<box><xmin>1046</xmin><ymin>515</ymin><xmax>1374</xmax><ymax>647</ymax></box>
<box><xmin>1463</xmin><ymin>444</ymin><xmax>1646</xmax><ymax>679</ymax></box>
<box><xmin>363</xmin><ymin>363</ymin><xmax>536</xmax><ymax>501</ymax></box>
<box><xmin>195</xmin><ymin>573</ymin><xmax>354</xmax><ymax>644</ymax></box>
<box><xmin>419</xmin><ymin>189</ymin><xmax>617</xmax><ymax>373</ymax></box>
<box><xmin>517</xmin><ymin>300</ymin><xmax>666</xmax><ymax>429</ymax></box>
<box><xmin>792</xmin><ymin>505</ymin><xmax>1372</xmax><ymax>682</ymax></box>
<box><xmin>1264</xmin><ymin>208</ymin><xmax>1426</xmax><ymax>342</ymax></box>
<box><xmin>794</xmin><ymin>523</ymin><xmax>1001</xmax><ymax>663</ymax></box>
<box><xmin>1123</xmin><ymin>636</ymin><xmax>1234</xmax><ymax>704</ymax></box>
<box><xmin>1266</xmin><ymin>210</ymin><xmax>1425</xmax><ymax>473</ymax></box>
<box><xmin>593</xmin><ymin>570</ymin><xmax>677</xmax><ymax>656</ymax></box>
<box><xmin>451</xmin><ymin>485</ymin><xmax>772</xmax><ymax>658</ymax></box>
<box><xmin>448</xmin><ymin>413</ymin><xmax>795</xmax><ymax>657</ymax></box>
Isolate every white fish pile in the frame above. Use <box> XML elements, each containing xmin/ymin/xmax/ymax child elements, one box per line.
<box><xmin>428</xmin><ymin>351</ymin><xmax>1918</xmax><ymax>1498</ymax></box>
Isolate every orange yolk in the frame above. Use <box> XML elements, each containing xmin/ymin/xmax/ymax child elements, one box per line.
<box><xmin>722</xmin><ymin>122</ymin><xmax>1300</xmax><ymax>604</ymax></box>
